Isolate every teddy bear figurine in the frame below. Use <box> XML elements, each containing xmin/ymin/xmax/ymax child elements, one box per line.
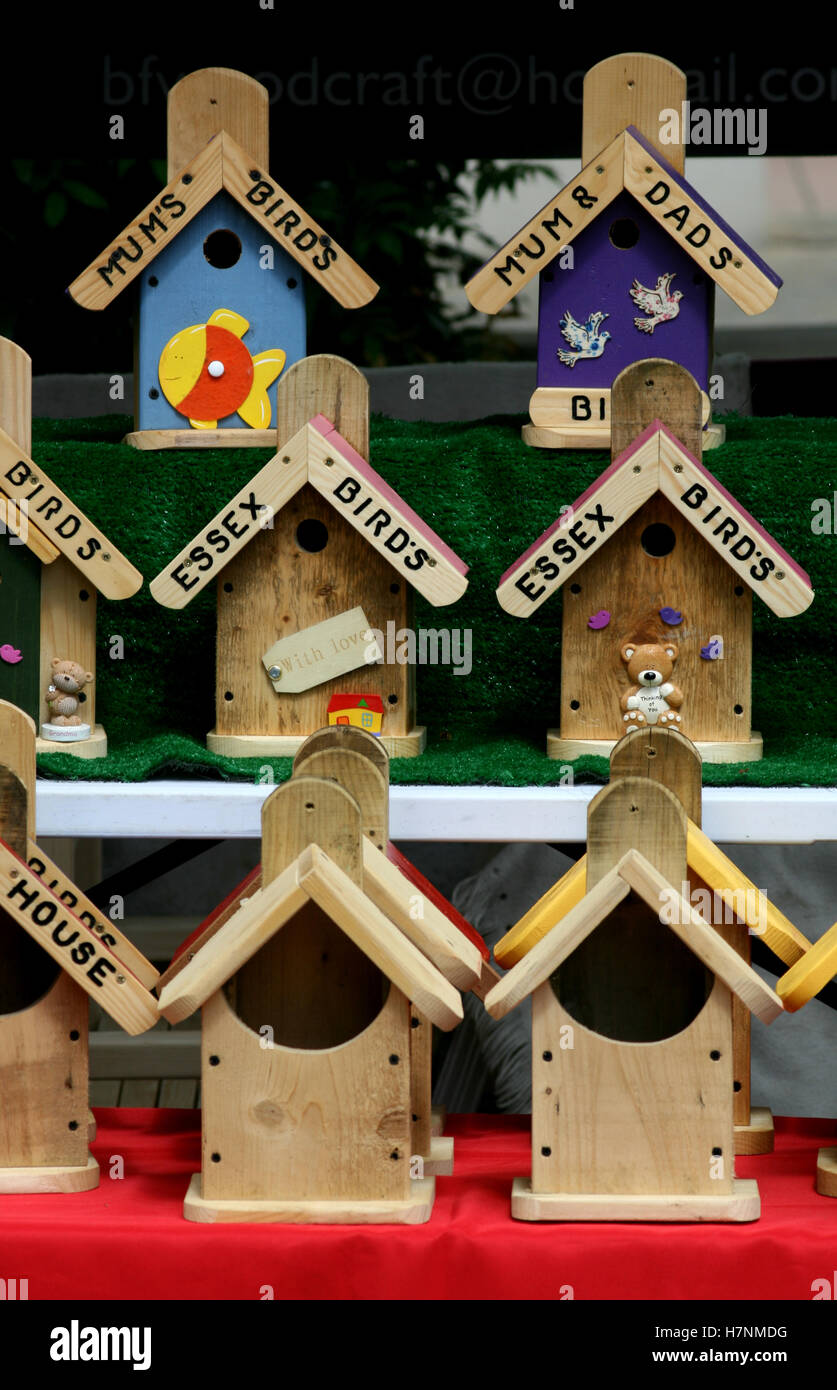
<box><xmin>619</xmin><ymin>641</ymin><xmax>683</xmax><ymax>729</ymax></box>
<box><xmin>44</xmin><ymin>658</ymin><xmax>94</xmax><ymax>728</ymax></box>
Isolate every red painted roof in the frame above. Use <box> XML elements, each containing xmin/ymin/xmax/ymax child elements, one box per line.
<box><xmin>327</xmin><ymin>694</ymin><xmax>385</xmax><ymax>714</ymax></box>
<box><xmin>386</xmin><ymin>841</ymin><xmax>489</xmax><ymax>961</ymax></box>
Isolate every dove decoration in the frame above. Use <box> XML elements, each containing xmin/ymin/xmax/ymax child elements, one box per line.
<box><xmin>464</xmin><ymin>51</ymin><xmax>782</xmax><ymax>452</ymax></box>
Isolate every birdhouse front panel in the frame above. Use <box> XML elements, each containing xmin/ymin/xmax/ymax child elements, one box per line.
<box><xmin>214</xmin><ymin>482</ymin><xmax>415</xmax><ymax>740</ymax></box>
<box><xmin>559</xmin><ymin>494</ymin><xmax>752</xmax><ymax>744</ymax></box>
<box><xmin>136</xmin><ymin>191</ymin><xmax>306</xmax><ymax>432</ymax></box>
<box><xmin>200</xmin><ymin>982</ymin><xmax>413</xmax><ymax>1203</ymax></box>
<box><xmin>0</xmin><ymin>536</ymin><xmax>40</xmax><ymax>722</ymax></box>
<box><xmin>530</xmin><ymin>974</ymin><xmax>736</xmax><ymax>1198</ymax></box>
<box><xmin>537</xmin><ymin>192</ymin><xmax>712</xmax><ymax>392</ymax></box>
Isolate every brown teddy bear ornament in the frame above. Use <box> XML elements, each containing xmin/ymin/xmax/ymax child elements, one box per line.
<box><xmin>44</xmin><ymin>658</ymin><xmax>94</xmax><ymax>730</ymax></box>
<box><xmin>620</xmin><ymin>641</ymin><xmax>683</xmax><ymax>729</ymax></box>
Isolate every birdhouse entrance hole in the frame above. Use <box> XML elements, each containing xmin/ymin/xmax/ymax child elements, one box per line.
<box><xmin>608</xmin><ymin>217</ymin><xmax>640</xmax><ymax>249</ymax></box>
<box><xmin>550</xmin><ymin>892</ymin><xmax>713</xmax><ymax>1043</ymax></box>
<box><xmin>641</xmin><ymin>522</ymin><xmax>676</xmax><ymax>557</ymax></box>
<box><xmin>203</xmin><ymin>229</ymin><xmax>243</xmax><ymax>269</ymax></box>
<box><xmin>0</xmin><ymin>920</ymin><xmax>60</xmax><ymax>1014</ymax></box>
<box><xmin>227</xmin><ymin>910</ymin><xmax>391</xmax><ymax>1050</ymax></box>
<box><xmin>295</xmin><ymin>519</ymin><xmax>329</xmax><ymax>553</ymax></box>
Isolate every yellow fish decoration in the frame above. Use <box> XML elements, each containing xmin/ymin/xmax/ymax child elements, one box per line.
<box><xmin>158</xmin><ymin>308</ymin><xmax>285</xmax><ymax>429</ymax></box>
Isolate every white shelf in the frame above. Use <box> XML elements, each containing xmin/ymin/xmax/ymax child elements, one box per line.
<box><xmin>34</xmin><ymin>781</ymin><xmax>837</xmax><ymax>844</ymax></box>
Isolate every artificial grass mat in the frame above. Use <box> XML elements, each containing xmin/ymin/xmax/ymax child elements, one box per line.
<box><xmin>30</xmin><ymin>411</ymin><xmax>837</xmax><ymax>787</ymax></box>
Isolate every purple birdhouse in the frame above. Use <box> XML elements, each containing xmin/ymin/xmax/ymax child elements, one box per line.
<box><xmin>464</xmin><ymin>52</ymin><xmax>782</xmax><ymax>454</ymax></box>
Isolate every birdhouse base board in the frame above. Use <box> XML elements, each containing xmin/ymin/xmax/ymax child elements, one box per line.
<box><xmin>816</xmin><ymin>1147</ymin><xmax>837</xmax><ymax>1197</ymax></box>
<box><xmin>421</xmin><ymin>1135</ymin><xmax>454</xmax><ymax>1177</ymax></box>
<box><xmin>182</xmin><ymin>1172</ymin><xmax>436</xmax><ymax>1224</ymax></box>
<box><xmin>36</xmin><ymin>725</ymin><xmax>107</xmax><ymax>759</ymax></box>
<box><xmin>510</xmin><ymin>1177</ymin><xmax>761</xmax><ymax>1223</ymax></box>
<box><xmin>734</xmin><ymin>1107</ymin><xmax>774</xmax><ymax>1156</ymax></box>
<box><xmin>124</xmin><ymin>429</ymin><xmax>278</xmax><ymax>450</ymax></box>
<box><xmin>430</xmin><ymin>1104</ymin><xmax>446</xmax><ymax>1136</ymax></box>
<box><xmin>546</xmin><ymin>730</ymin><xmax>764</xmax><ymax>764</ymax></box>
<box><xmin>206</xmin><ymin>727</ymin><xmax>427</xmax><ymax>759</ymax></box>
<box><xmin>88</xmin><ymin>1109</ymin><xmax>97</xmax><ymax>1143</ymax></box>
<box><xmin>522</xmin><ymin>422</ymin><xmax>725</xmax><ymax>452</ymax></box>
<box><xmin>0</xmin><ymin>1154</ymin><xmax>99</xmax><ymax>1195</ymax></box>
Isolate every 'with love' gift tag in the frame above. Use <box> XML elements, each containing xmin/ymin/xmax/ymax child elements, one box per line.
<box><xmin>262</xmin><ymin>607</ymin><xmax>382</xmax><ymax>694</ymax></box>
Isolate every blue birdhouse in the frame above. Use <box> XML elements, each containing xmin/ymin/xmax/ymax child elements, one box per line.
<box><xmin>465</xmin><ymin>53</ymin><xmax>782</xmax><ymax>453</ymax></box>
<box><xmin>68</xmin><ymin>68</ymin><xmax>378</xmax><ymax>449</ymax></box>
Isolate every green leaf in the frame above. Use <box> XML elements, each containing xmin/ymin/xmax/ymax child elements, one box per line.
<box><xmin>62</xmin><ymin>179</ymin><xmax>108</xmax><ymax>209</ymax></box>
<box><xmin>44</xmin><ymin>191</ymin><xmax>67</xmax><ymax>227</ymax></box>
<box><xmin>12</xmin><ymin>159</ymin><xmax>35</xmax><ymax>183</ymax></box>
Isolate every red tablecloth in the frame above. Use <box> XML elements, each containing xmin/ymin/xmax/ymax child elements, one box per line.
<box><xmin>2</xmin><ymin>1110</ymin><xmax>836</xmax><ymax>1300</ymax></box>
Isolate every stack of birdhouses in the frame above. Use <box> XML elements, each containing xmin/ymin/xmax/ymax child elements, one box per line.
<box><xmin>466</xmin><ymin>52</ymin><xmax>782</xmax><ymax>452</ymax></box>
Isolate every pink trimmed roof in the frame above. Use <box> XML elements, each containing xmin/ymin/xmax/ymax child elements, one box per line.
<box><xmin>310</xmin><ymin>414</ymin><xmax>469</xmax><ymax>577</ymax></box>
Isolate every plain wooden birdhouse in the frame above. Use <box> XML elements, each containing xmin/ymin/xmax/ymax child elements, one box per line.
<box><xmin>68</xmin><ymin>68</ymin><xmax>378</xmax><ymax>449</ymax></box>
<box><xmin>156</xmin><ymin>725</ymin><xmax>493</xmax><ymax>1203</ymax></box>
<box><xmin>486</xmin><ymin>748</ymin><xmax>785</xmax><ymax>1222</ymax></box>
<box><xmin>465</xmin><ymin>53</ymin><xmax>781</xmax><ymax>452</ymax></box>
<box><xmin>0</xmin><ymin>339</ymin><xmax>142</xmax><ymax>758</ymax></box>
<box><xmin>157</xmin><ymin>731</ymin><xmax>477</xmax><ymax>1223</ymax></box>
<box><xmin>0</xmin><ymin>701</ymin><xmax>158</xmax><ymax>1193</ymax></box>
<box><xmin>495</xmin><ymin>725</ymin><xmax>813</xmax><ymax>1157</ymax></box>
<box><xmin>498</xmin><ymin>360</ymin><xmax>813</xmax><ymax>762</ymax></box>
<box><xmin>149</xmin><ymin>355</ymin><xmax>469</xmax><ymax>758</ymax></box>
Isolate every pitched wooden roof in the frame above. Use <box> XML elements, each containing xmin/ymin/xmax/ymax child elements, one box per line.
<box><xmin>0</xmin><ymin>836</ymin><xmax>158</xmax><ymax>1033</ymax></box>
<box><xmin>466</xmin><ymin>127</ymin><xmax>781</xmax><ymax>317</ymax></box>
<box><xmin>484</xmin><ymin>847</ymin><xmax>783</xmax><ymax>1025</ymax></box>
<box><xmin>150</xmin><ymin>415</ymin><xmax>469</xmax><ymax>609</ymax></box>
<box><xmin>497</xmin><ymin>420</ymin><xmax>813</xmax><ymax>620</ymax></box>
<box><xmin>0</xmin><ymin>428</ymin><xmax>142</xmax><ymax>598</ymax></box>
<box><xmin>68</xmin><ymin>132</ymin><xmax>378</xmax><ymax>313</ymax></box>
<box><xmin>157</xmin><ymin>843</ymin><xmax>463</xmax><ymax>1031</ymax></box>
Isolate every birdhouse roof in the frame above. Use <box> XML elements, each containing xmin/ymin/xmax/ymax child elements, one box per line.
<box><xmin>0</xmin><ymin>432</ymin><xmax>142</xmax><ymax>599</ymax></box>
<box><xmin>465</xmin><ymin>127</ymin><xmax>781</xmax><ymax>317</ymax></box>
<box><xmin>327</xmin><ymin>693</ymin><xmax>386</xmax><ymax>714</ymax></box>
<box><xmin>156</xmin><ymin>842</ymin><xmax>464</xmax><ymax>1030</ymax></box>
<box><xmin>497</xmin><ymin>419</ymin><xmax>813</xmax><ymax>620</ymax></box>
<box><xmin>484</xmin><ymin>847</ymin><xmax>783</xmax><ymax>1024</ymax></box>
<box><xmin>157</xmin><ymin>839</ymin><xmax>488</xmax><ymax>1000</ymax></box>
<box><xmin>67</xmin><ymin>132</ymin><xmax>379</xmax><ymax>313</ymax></box>
<box><xmin>149</xmin><ymin>415</ymin><xmax>469</xmax><ymax>610</ymax></box>
<box><xmin>0</xmin><ymin>836</ymin><xmax>158</xmax><ymax>1033</ymax></box>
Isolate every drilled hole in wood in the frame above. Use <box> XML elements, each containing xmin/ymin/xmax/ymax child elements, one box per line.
<box><xmin>733</xmin><ymin>1081</ymin><xmax>742</xmax><ymax>1092</ymax></box>
<box><xmin>541</xmin><ymin>1146</ymin><xmax>552</xmax><ymax>1156</ymax></box>
<box><xmin>609</xmin><ymin>217</ymin><xmax>639</xmax><ymax>249</ymax></box>
<box><xmin>390</xmin><ymin>1151</ymin><xmax>400</xmax><ymax>1161</ymax></box>
<box><xmin>390</xmin><ymin>582</ymin><xmax>400</xmax><ymax>594</ymax></box>
<box><xmin>710</xmin><ymin>1049</ymin><xmax>721</xmax><ymax>1060</ymax></box>
<box><xmin>68</xmin><ymin>1121</ymin><xmax>79</xmax><ymax>1131</ymax></box>
<box><xmin>69</xmin><ymin>1029</ymin><xmax>80</xmax><ymax>1041</ymax></box>
<box><xmin>388</xmin><ymin>694</ymin><xmax>398</xmax><ymax>704</ymax></box>
<box><xmin>304</xmin><ymin>802</ymin><xmax>314</xmax><ymax>810</ymax></box>
<box><xmin>389</xmin><ymin>1054</ymin><xmax>400</xmax><ymax>1065</ymax></box>
<box><xmin>148</xmin><ymin>388</ymin><xmax>159</xmax><ymax>400</ymax></box>
<box><xmin>295</xmin><ymin>518</ymin><xmax>329</xmax><ymax>553</ymax></box>
<box><xmin>79</xmin><ymin>590</ymin><xmax>90</xmax><ymax>602</ymax></box>
<box><xmin>203</xmin><ymin>229</ymin><xmax>242</xmax><ymax>268</ymax></box>
<box><xmin>542</xmin><ymin>1050</ymin><xmax>553</xmax><ymax>1061</ymax></box>
<box><xmin>148</xmin><ymin>275</ymin><xmax>158</xmax><ymax>287</ymax></box>
<box><xmin>734</xmin><ymin>585</ymin><xmax>745</xmax><ymax>596</ymax></box>
<box><xmin>287</xmin><ymin>277</ymin><xmax>298</xmax><ymax>289</ymax></box>
<box><xmin>712</xmin><ymin>1147</ymin><xmax>723</xmax><ymax>1156</ymax></box>
<box><xmin>734</xmin><ymin>704</ymin><xmax>744</xmax><ymax>715</ymax></box>
<box><xmin>646</xmin><ymin>746</ymin><xmax>657</xmax><ymax>757</ymax></box>
<box><xmin>211</xmin><ymin>1152</ymin><xmax>221</xmax><ymax>1163</ymax></box>
<box><xmin>569</xmin><ymin>582</ymin><xmax>582</xmax><ymax>594</ymax></box>
<box><xmin>224</xmin><ymin>691</ymin><xmax>234</xmax><ymax>701</ymax></box>
<box><xmin>209</xmin><ymin>1055</ymin><xmax>220</xmax><ymax>1066</ymax></box>
<box><xmin>569</xmin><ymin>699</ymin><xmax>580</xmax><ymax>710</ymax></box>
<box><xmin>641</xmin><ymin>522</ymin><xmax>676</xmax><ymax>557</ymax></box>
<box><xmin>223</xmin><ymin>582</ymin><xmax>233</xmax><ymax>593</ymax></box>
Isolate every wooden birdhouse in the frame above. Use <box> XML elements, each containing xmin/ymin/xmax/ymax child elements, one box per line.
<box><xmin>156</xmin><ymin>727</ymin><xmax>482</xmax><ymax>1223</ymax></box>
<box><xmin>0</xmin><ymin>701</ymin><xmax>158</xmax><ymax>1192</ymax></box>
<box><xmin>495</xmin><ymin>724</ymin><xmax>812</xmax><ymax>1156</ymax></box>
<box><xmin>149</xmin><ymin>355</ymin><xmax>469</xmax><ymax>757</ymax></box>
<box><xmin>485</xmin><ymin>733</ymin><xmax>785</xmax><ymax>1222</ymax></box>
<box><xmin>498</xmin><ymin>360</ymin><xmax>813</xmax><ymax>762</ymax></box>
<box><xmin>67</xmin><ymin>68</ymin><xmax>378</xmax><ymax>449</ymax></box>
<box><xmin>465</xmin><ymin>53</ymin><xmax>781</xmax><ymax>451</ymax></box>
<box><xmin>0</xmin><ymin>339</ymin><xmax>142</xmax><ymax>758</ymax></box>
<box><xmin>156</xmin><ymin>724</ymin><xmax>495</xmax><ymax>1193</ymax></box>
